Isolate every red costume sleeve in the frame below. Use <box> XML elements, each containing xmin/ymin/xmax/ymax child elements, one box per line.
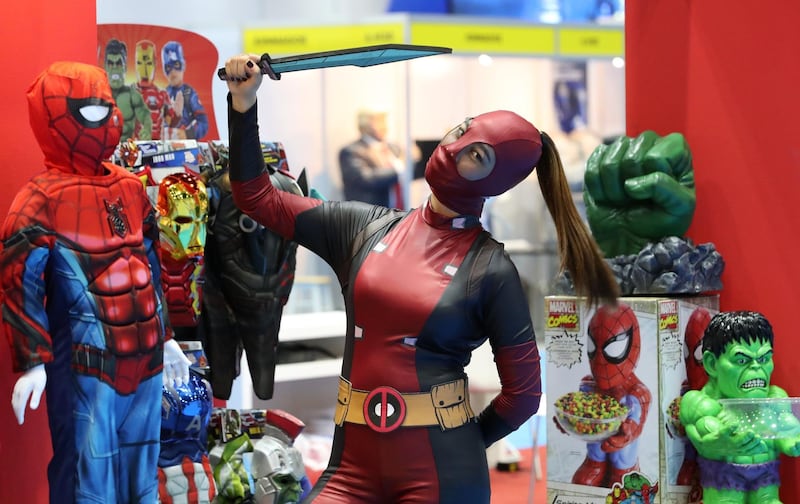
<box><xmin>0</xmin><ymin>182</ymin><xmax>55</xmax><ymax>371</ymax></box>
<box><xmin>475</xmin><ymin>252</ymin><xmax>542</xmax><ymax>445</ymax></box>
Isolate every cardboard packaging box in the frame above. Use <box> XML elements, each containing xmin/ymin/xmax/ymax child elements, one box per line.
<box><xmin>545</xmin><ymin>294</ymin><xmax>719</xmax><ymax>504</ymax></box>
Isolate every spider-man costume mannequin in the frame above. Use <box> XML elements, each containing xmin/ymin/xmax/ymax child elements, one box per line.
<box><xmin>572</xmin><ymin>303</ymin><xmax>652</xmax><ymax>488</ymax></box>
<box><xmin>0</xmin><ymin>62</ymin><xmax>189</xmax><ymax>503</ymax></box>
<box><xmin>201</xmin><ymin>145</ymin><xmax>303</xmax><ymax>401</ymax></box>
<box><xmin>157</xmin><ymin>171</ymin><xmax>209</xmax><ymax>330</ymax></box>
<box><xmin>676</xmin><ymin>307</ymin><xmax>711</xmax><ymax>488</ymax></box>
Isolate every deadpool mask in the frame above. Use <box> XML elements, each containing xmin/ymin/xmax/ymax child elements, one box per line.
<box><xmin>424</xmin><ymin>110</ymin><xmax>542</xmax><ymax>216</ymax></box>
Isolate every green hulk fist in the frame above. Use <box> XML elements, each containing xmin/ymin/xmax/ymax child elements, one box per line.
<box><xmin>583</xmin><ymin>130</ymin><xmax>696</xmax><ymax>258</ymax></box>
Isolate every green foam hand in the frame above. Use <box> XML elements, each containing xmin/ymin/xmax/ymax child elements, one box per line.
<box><xmin>584</xmin><ymin>131</ymin><xmax>696</xmax><ymax>258</ymax></box>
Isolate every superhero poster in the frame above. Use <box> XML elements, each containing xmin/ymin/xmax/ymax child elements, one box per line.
<box><xmin>98</xmin><ymin>24</ymin><xmax>220</xmax><ymax>142</ymax></box>
<box><xmin>553</xmin><ymin>61</ymin><xmax>588</xmax><ymax>135</ymax></box>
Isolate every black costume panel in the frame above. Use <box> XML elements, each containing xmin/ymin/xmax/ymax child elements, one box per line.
<box><xmin>201</xmin><ymin>166</ymin><xmax>303</xmax><ymax>400</ymax></box>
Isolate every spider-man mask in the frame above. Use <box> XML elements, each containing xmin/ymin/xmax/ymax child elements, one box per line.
<box><xmin>587</xmin><ymin>303</ymin><xmax>641</xmax><ymax>390</ymax></box>
<box><xmin>26</xmin><ymin>61</ymin><xmax>123</xmax><ymax>176</ymax></box>
<box><xmin>684</xmin><ymin>307</ymin><xmax>711</xmax><ymax>390</ymax></box>
<box><xmin>424</xmin><ymin>110</ymin><xmax>542</xmax><ymax>216</ymax></box>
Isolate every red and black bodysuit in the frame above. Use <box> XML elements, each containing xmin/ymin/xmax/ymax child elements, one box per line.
<box><xmin>229</xmin><ymin>99</ymin><xmax>542</xmax><ymax>503</ymax></box>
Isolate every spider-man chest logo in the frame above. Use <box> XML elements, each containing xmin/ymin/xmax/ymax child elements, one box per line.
<box><xmin>104</xmin><ymin>198</ymin><xmax>130</xmax><ymax>238</ymax></box>
<box><xmin>27</xmin><ymin>62</ymin><xmax>123</xmax><ymax>176</ymax></box>
<box><xmin>587</xmin><ymin>303</ymin><xmax>641</xmax><ymax>390</ymax></box>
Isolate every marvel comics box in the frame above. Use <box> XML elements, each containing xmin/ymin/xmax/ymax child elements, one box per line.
<box><xmin>545</xmin><ymin>295</ymin><xmax>719</xmax><ymax>504</ymax></box>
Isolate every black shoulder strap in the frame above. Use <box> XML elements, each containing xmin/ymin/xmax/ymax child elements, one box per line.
<box><xmin>340</xmin><ymin>209</ymin><xmax>406</xmax><ymax>298</ymax></box>
<box><xmin>349</xmin><ymin>210</ymin><xmax>405</xmax><ymax>264</ymax></box>
<box><xmin>467</xmin><ymin>231</ymin><xmax>504</xmax><ymax>300</ymax></box>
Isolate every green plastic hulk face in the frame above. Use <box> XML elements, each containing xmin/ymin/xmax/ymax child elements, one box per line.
<box><xmin>270</xmin><ymin>472</ymin><xmax>303</xmax><ymax>504</ymax></box>
<box><xmin>704</xmin><ymin>338</ymin><xmax>773</xmax><ymax>399</ymax></box>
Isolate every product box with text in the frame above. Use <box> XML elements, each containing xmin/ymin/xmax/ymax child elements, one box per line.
<box><xmin>545</xmin><ymin>295</ymin><xmax>719</xmax><ymax>504</ymax></box>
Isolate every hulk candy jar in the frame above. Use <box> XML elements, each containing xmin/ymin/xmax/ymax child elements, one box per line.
<box><xmin>679</xmin><ymin>311</ymin><xmax>800</xmax><ymax>504</ymax></box>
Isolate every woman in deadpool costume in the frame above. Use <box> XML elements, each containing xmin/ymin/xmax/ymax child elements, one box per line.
<box><xmin>0</xmin><ymin>62</ymin><xmax>189</xmax><ymax>503</ymax></box>
<box><xmin>222</xmin><ymin>53</ymin><xmax>619</xmax><ymax>503</ymax></box>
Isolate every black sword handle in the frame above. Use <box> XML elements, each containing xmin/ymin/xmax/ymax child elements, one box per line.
<box><xmin>217</xmin><ymin>54</ymin><xmax>281</xmax><ymax>81</ymax></box>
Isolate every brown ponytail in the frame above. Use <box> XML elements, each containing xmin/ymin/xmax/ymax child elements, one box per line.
<box><xmin>536</xmin><ymin>132</ymin><xmax>619</xmax><ymax>307</ymax></box>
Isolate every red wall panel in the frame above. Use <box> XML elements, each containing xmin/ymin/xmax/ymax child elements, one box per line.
<box><xmin>627</xmin><ymin>0</ymin><xmax>800</xmax><ymax>499</ymax></box>
<box><xmin>0</xmin><ymin>1</ymin><xmax>97</xmax><ymax>502</ymax></box>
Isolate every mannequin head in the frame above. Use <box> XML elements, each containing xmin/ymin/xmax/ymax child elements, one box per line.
<box><xmin>27</xmin><ymin>61</ymin><xmax>123</xmax><ymax>176</ymax></box>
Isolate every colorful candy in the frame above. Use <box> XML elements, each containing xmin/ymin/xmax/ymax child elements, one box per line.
<box><xmin>667</xmin><ymin>396</ymin><xmax>686</xmax><ymax>437</ymax></box>
<box><xmin>555</xmin><ymin>391</ymin><xmax>628</xmax><ymax>439</ymax></box>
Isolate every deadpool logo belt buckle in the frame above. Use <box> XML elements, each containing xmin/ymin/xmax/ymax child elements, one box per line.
<box><xmin>363</xmin><ymin>386</ymin><xmax>407</xmax><ymax>433</ymax></box>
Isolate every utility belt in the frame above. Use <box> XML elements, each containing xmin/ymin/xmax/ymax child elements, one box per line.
<box><xmin>334</xmin><ymin>376</ymin><xmax>474</xmax><ymax>433</ymax></box>
<box><xmin>71</xmin><ymin>343</ymin><xmax>163</xmax><ymax>395</ymax></box>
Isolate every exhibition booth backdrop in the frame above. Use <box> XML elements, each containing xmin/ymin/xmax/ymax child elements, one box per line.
<box><xmin>233</xmin><ymin>16</ymin><xmax>626</xmax><ymax>315</ymax></box>
<box><xmin>0</xmin><ymin>13</ymin><xmax>625</xmax><ymax>502</ymax></box>
<box><xmin>6</xmin><ymin>2</ymin><xmax>799</xmax><ymax>502</ymax></box>
<box><xmin>625</xmin><ymin>1</ymin><xmax>800</xmax><ymax>501</ymax></box>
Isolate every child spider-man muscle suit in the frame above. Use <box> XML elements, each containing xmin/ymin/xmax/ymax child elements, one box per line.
<box><xmin>221</xmin><ymin>53</ymin><xmax>618</xmax><ymax>503</ymax></box>
<box><xmin>0</xmin><ymin>61</ymin><xmax>189</xmax><ymax>503</ymax></box>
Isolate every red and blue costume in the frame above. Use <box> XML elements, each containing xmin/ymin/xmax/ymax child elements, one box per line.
<box><xmin>228</xmin><ymin>99</ymin><xmax>542</xmax><ymax>503</ymax></box>
<box><xmin>158</xmin><ymin>369</ymin><xmax>216</xmax><ymax>503</ymax></box>
<box><xmin>571</xmin><ymin>303</ymin><xmax>652</xmax><ymax>488</ymax></box>
<box><xmin>0</xmin><ymin>62</ymin><xmax>171</xmax><ymax>503</ymax></box>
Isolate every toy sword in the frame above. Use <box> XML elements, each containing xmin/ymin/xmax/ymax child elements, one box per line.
<box><xmin>217</xmin><ymin>43</ymin><xmax>452</xmax><ymax>81</ymax></box>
